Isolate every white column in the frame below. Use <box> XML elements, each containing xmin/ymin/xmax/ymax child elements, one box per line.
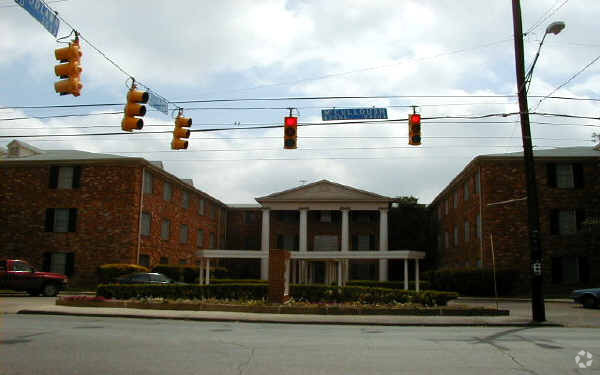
<box><xmin>415</xmin><ymin>259</ymin><xmax>420</xmax><ymax>292</ymax></box>
<box><xmin>199</xmin><ymin>260</ymin><xmax>204</xmax><ymax>285</ymax></box>
<box><xmin>337</xmin><ymin>261</ymin><xmax>342</xmax><ymax>287</ymax></box>
<box><xmin>205</xmin><ymin>259</ymin><xmax>210</xmax><ymax>285</ymax></box>
<box><xmin>299</xmin><ymin>208</ymin><xmax>308</xmax><ymax>252</ymax></box>
<box><xmin>404</xmin><ymin>259</ymin><xmax>409</xmax><ymax>290</ymax></box>
<box><xmin>261</xmin><ymin>208</ymin><xmax>270</xmax><ymax>280</ymax></box>
<box><xmin>378</xmin><ymin>208</ymin><xmax>389</xmax><ymax>282</ymax></box>
<box><xmin>341</xmin><ymin>208</ymin><xmax>350</xmax><ymax>252</ymax></box>
<box><xmin>344</xmin><ymin>260</ymin><xmax>349</xmax><ymax>284</ymax></box>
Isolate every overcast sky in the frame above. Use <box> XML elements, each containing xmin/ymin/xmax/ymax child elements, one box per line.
<box><xmin>1</xmin><ymin>0</ymin><xmax>598</xmax><ymax>204</ymax></box>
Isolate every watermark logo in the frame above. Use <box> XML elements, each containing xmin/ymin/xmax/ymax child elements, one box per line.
<box><xmin>575</xmin><ymin>350</ymin><xmax>593</xmax><ymax>369</ymax></box>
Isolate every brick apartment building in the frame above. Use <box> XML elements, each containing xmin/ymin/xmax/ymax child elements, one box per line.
<box><xmin>0</xmin><ymin>141</ymin><xmax>227</xmax><ymax>286</ymax></box>
<box><xmin>430</xmin><ymin>145</ymin><xmax>600</xmax><ymax>288</ymax></box>
<box><xmin>1</xmin><ymin>141</ymin><xmax>429</xmax><ymax>287</ymax></box>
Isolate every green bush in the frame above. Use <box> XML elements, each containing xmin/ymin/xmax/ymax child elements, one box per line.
<box><xmin>210</xmin><ymin>279</ymin><xmax>267</xmax><ymax>284</ymax></box>
<box><xmin>97</xmin><ymin>264</ymin><xmax>149</xmax><ymax>284</ymax></box>
<box><xmin>96</xmin><ymin>283</ymin><xmax>458</xmax><ymax>307</ymax></box>
<box><xmin>347</xmin><ymin>280</ymin><xmax>430</xmax><ymax>290</ymax></box>
<box><xmin>423</xmin><ymin>268</ymin><xmax>519</xmax><ymax>297</ymax></box>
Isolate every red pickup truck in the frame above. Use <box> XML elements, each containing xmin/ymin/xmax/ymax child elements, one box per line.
<box><xmin>0</xmin><ymin>259</ymin><xmax>68</xmax><ymax>296</ymax></box>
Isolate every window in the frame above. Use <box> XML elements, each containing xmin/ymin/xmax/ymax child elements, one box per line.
<box><xmin>161</xmin><ymin>219</ymin><xmax>170</xmax><ymax>240</ymax></box>
<box><xmin>182</xmin><ymin>191</ymin><xmax>190</xmax><ymax>209</ymax></box>
<box><xmin>476</xmin><ymin>214</ymin><xmax>482</xmax><ymax>239</ymax></box>
<box><xmin>159</xmin><ymin>257</ymin><xmax>168</xmax><ymax>264</ymax></box>
<box><xmin>198</xmin><ymin>199</ymin><xmax>205</xmax><ymax>215</ymax></box>
<box><xmin>209</xmin><ymin>233</ymin><xmax>216</xmax><ymax>249</ymax></box>
<box><xmin>197</xmin><ymin>229</ymin><xmax>204</xmax><ymax>248</ymax></box>
<box><xmin>179</xmin><ymin>259</ymin><xmax>188</xmax><ymax>265</ymax></box>
<box><xmin>139</xmin><ymin>254</ymin><xmax>150</xmax><ymax>268</ymax></box>
<box><xmin>464</xmin><ymin>181</ymin><xmax>470</xmax><ymax>201</ymax></box>
<box><xmin>454</xmin><ymin>225</ymin><xmax>459</xmax><ymax>246</ymax></box>
<box><xmin>475</xmin><ymin>171</ymin><xmax>481</xmax><ymax>195</ymax></box>
<box><xmin>438</xmin><ymin>233</ymin><xmax>442</xmax><ymax>250</ymax></box>
<box><xmin>141</xmin><ymin>212</ymin><xmax>151</xmax><ymax>236</ymax></box>
<box><xmin>143</xmin><ymin>170</ymin><xmax>153</xmax><ymax>194</ymax></box>
<box><xmin>163</xmin><ymin>182</ymin><xmax>172</xmax><ymax>201</ymax></box>
<box><xmin>320</xmin><ymin>211</ymin><xmax>332</xmax><ymax>223</ymax></box>
<box><xmin>45</xmin><ymin>208</ymin><xmax>77</xmax><ymax>233</ymax></box>
<box><xmin>444</xmin><ymin>200</ymin><xmax>448</xmax><ymax>215</ymax></box>
<box><xmin>453</xmin><ymin>190</ymin><xmax>459</xmax><ymax>209</ymax></box>
<box><xmin>444</xmin><ymin>232</ymin><xmax>449</xmax><ymax>249</ymax></box>
<box><xmin>551</xmin><ymin>209</ymin><xmax>581</xmax><ymax>235</ymax></box>
<box><xmin>244</xmin><ymin>211</ymin><xmax>257</xmax><ymax>224</ymax></box>
<box><xmin>277</xmin><ymin>235</ymin><xmax>297</xmax><ymax>251</ymax></box>
<box><xmin>49</xmin><ymin>166</ymin><xmax>80</xmax><ymax>189</ymax></box>
<box><xmin>357</xmin><ymin>235</ymin><xmax>371</xmax><ymax>250</ymax></box>
<box><xmin>547</xmin><ymin>163</ymin><xmax>584</xmax><ymax>188</ymax></box>
<box><xmin>464</xmin><ymin>221</ymin><xmax>470</xmax><ymax>242</ymax></box>
<box><xmin>180</xmin><ymin>224</ymin><xmax>188</xmax><ymax>243</ymax></box>
<box><xmin>209</xmin><ymin>204</ymin><xmax>216</xmax><ymax>220</ymax></box>
<box><xmin>13</xmin><ymin>261</ymin><xmax>34</xmax><ymax>272</ymax></box>
<box><xmin>50</xmin><ymin>252</ymin><xmax>67</xmax><ymax>274</ymax></box>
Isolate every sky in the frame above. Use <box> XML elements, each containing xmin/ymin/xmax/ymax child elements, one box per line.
<box><xmin>1</xmin><ymin>0</ymin><xmax>599</xmax><ymax>204</ymax></box>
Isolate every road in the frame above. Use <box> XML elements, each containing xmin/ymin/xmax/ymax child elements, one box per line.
<box><xmin>0</xmin><ymin>314</ymin><xmax>598</xmax><ymax>375</ymax></box>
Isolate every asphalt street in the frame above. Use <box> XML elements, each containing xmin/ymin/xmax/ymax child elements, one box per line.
<box><xmin>0</xmin><ymin>314</ymin><xmax>598</xmax><ymax>375</ymax></box>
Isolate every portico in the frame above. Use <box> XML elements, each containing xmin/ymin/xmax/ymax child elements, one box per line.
<box><xmin>196</xmin><ymin>180</ymin><xmax>426</xmax><ymax>289</ymax></box>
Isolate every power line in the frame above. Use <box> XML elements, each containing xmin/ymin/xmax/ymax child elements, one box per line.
<box><xmin>524</xmin><ymin>0</ymin><xmax>569</xmax><ymax>36</ymax></box>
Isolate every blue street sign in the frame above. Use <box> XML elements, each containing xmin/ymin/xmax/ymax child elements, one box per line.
<box><xmin>15</xmin><ymin>0</ymin><xmax>60</xmax><ymax>37</ymax></box>
<box><xmin>148</xmin><ymin>91</ymin><xmax>169</xmax><ymax>115</ymax></box>
<box><xmin>321</xmin><ymin>107</ymin><xmax>388</xmax><ymax>121</ymax></box>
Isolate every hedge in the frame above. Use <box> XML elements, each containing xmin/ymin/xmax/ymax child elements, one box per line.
<box><xmin>423</xmin><ymin>268</ymin><xmax>520</xmax><ymax>297</ymax></box>
<box><xmin>152</xmin><ymin>265</ymin><xmax>230</xmax><ymax>283</ymax></box>
<box><xmin>97</xmin><ymin>284</ymin><xmax>458</xmax><ymax>307</ymax></box>
<box><xmin>97</xmin><ymin>264</ymin><xmax>149</xmax><ymax>284</ymax></box>
<box><xmin>347</xmin><ymin>280</ymin><xmax>430</xmax><ymax>290</ymax></box>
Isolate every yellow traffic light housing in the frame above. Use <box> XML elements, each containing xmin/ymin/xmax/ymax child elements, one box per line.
<box><xmin>171</xmin><ymin>113</ymin><xmax>192</xmax><ymax>150</ymax></box>
<box><xmin>121</xmin><ymin>86</ymin><xmax>149</xmax><ymax>132</ymax></box>
<box><xmin>54</xmin><ymin>38</ymin><xmax>82</xmax><ymax>97</ymax></box>
<box><xmin>408</xmin><ymin>113</ymin><xmax>421</xmax><ymax>146</ymax></box>
<box><xmin>284</xmin><ymin>116</ymin><xmax>298</xmax><ymax>149</ymax></box>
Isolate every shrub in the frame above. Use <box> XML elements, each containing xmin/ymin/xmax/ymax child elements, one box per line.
<box><xmin>423</xmin><ymin>268</ymin><xmax>519</xmax><ymax>297</ymax></box>
<box><xmin>347</xmin><ymin>280</ymin><xmax>430</xmax><ymax>290</ymax></box>
<box><xmin>97</xmin><ymin>264</ymin><xmax>149</xmax><ymax>284</ymax></box>
<box><xmin>97</xmin><ymin>283</ymin><xmax>268</xmax><ymax>301</ymax></box>
<box><xmin>210</xmin><ymin>279</ymin><xmax>267</xmax><ymax>285</ymax></box>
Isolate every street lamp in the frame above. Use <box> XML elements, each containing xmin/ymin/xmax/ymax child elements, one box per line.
<box><xmin>511</xmin><ymin>0</ymin><xmax>565</xmax><ymax>323</ymax></box>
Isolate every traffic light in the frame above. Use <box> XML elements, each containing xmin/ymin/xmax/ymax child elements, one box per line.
<box><xmin>284</xmin><ymin>116</ymin><xmax>297</xmax><ymax>149</ymax></box>
<box><xmin>121</xmin><ymin>86</ymin><xmax>149</xmax><ymax>132</ymax></box>
<box><xmin>171</xmin><ymin>114</ymin><xmax>192</xmax><ymax>150</ymax></box>
<box><xmin>408</xmin><ymin>113</ymin><xmax>421</xmax><ymax>146</ymax></box>
<box><xmin>54</xmin><ymin>38</ymin><xmax>82</xmax><ymax>97</ymax></box>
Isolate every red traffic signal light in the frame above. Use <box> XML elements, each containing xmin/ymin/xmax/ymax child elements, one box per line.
<box><xmin>54</xmin><ymin>38</ymin><xmax>82</xmax><ymax>97</ymax></box>
<box><xmin>171</xmin><ymin>115</ymin><xmax>192</xmax><ymax>150</ymax></box>
<box><xmin>284</xmin><ymin>116</ymin><xmax>297</xmax><ymax>149</ymax></box>
<box><xmin>121</xmin><ymin>87</ymin><xmax>149</xmax><ymax>132</ymax></box>
<box><xmin>408</xmin><ymin>114</ymin><xmax>421</xmax><ymax>146</ymax></box>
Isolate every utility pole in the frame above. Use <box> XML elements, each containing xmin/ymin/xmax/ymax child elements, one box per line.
<box><xmin>511</xmin><ymin>0</ymin><xmax>546</xmax><ymax>322</ymax></box>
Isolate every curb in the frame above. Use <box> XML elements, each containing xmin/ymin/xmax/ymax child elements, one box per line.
<box><xmin>457</xmin><ymin>297</ymin><xmax>572</xmax><ymax>304</ymax></box>
<box><xmin>17</xmin><ymin>309</ymin><xmax>564</xmax><ymax>327</ymax></box>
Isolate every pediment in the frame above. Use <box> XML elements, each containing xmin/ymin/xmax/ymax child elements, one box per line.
<box><xmin>256</xmin><ymin>180</ymin><xmax>391</xmax><ymax>203</ymax></box>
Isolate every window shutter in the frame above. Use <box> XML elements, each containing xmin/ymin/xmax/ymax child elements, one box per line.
<box><xmin>576</xmin><ymin>209</ymin><xmax>585</xmax><ymax>231</ymax></box>
<box><xmin>573</xmin><ymin>163</ymin><xmax>584</xmax><ymax>188</ymax></box>
<box><xmin>550</xmin><ymin>209</ymin><xmax>559</xmax><ymax>235</ymax></box>
<box><xmin>352</xmin><ymin>235</ymin><xmax>358</xmax><ymax>251</ymax></box>
<box><xmin>546</xmin><ymin>163</ymin><xmax>556</xmax><ymax>187</ymax></box>
<box><xmin>551</xmin><ymin>257</ymin><xmax>562</xmax><ymax>283</ymax></box>
<box><xmin>369</xmin><ymin>234</ymin><xmax>376</xmax><ymax>250</ymax></box>
<box><xmin>42</xmin><ymin>253</ymin><xmax>51</xmax><ymax>272</ymax></box>
<box><xmin>579</xmin><ymin>256</ymin><xmax>590</xmax><ymax>283</ymax></box>
<box><xmin>72</xmin><ymin>166</ymin><xmax>81</xmax><ymax>188</ymax></box>
<box><xmin>45</xmin><ymin>208</ymin><xmax>55</xmax><ymax>232</ymax></box>
<box><xmin>49</xmin><ymin>166</ymin><xmax>59</xmax><ymax>189</ymax></box>
<box><xmin>65</xmin><ymin>253</ymin><xmax>75</xmax><ymax>276</ymax></box>
<box><xmin>68</xmin><ymin>208</ymin><xmax>78</xmax><ymax>232</ymax></box>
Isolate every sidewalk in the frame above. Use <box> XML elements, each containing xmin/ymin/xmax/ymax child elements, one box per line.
<box><xmin>17</xmin><ymin>303</ymin><xmax>562</xmax><ymax>327</ymax></box>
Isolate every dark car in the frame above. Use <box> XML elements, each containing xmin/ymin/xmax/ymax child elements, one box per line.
<box><xmin>113</xmin><ymin>272</ymin><xmax>181</xmax><ymax>285</ymax></box>
<box><xmin>571</xmin><ymin>288</ymin><xmax>600</xmax><ymax>308</ymax></box>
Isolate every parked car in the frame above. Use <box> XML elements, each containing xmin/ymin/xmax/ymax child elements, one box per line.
<box><xmin>0</xmin><ymin>259</ymin><xmax>68</xmax><ymax>297</ymax></box>
<box><xmin>113</xmin><ymin>272</ymin><xmax>182</xmax><ymax>285</ymax></box>
<box><xmin>571</xmin><ymin>288</ymin><xmax>600</xmax><ymax>308</ymax></box>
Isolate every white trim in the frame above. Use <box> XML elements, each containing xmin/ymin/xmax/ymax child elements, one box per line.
<box><xmin>196</xmin><ymin>249</ymin><xmax>425</xmax><ymax>260</ymax></box>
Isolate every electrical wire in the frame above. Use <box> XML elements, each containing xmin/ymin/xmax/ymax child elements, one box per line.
<box><xmin>524</xmin><ymin>0</ymin><xmax>569</xmax><ymax>36</ymax></box>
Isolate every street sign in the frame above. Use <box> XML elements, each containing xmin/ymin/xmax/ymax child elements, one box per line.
<box><xmin>15</xmin><ymin>0</ymin><xmax>60</xmax><ymax>37</ymax></box>
<box><xmin>321</xmin><ymin>107</ymin><xmax>388</xmax><ymax>121</ymax></box>
<box><xmin>148</xmin><ymin>91</ymin><xmax>169</xmax><ymax>115</ymax></box>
